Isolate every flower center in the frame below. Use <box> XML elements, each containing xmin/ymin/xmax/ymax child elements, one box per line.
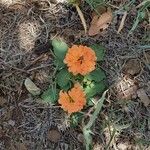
<box><xmin>68</xmin><ymin>95</ymin><xmax>75</xmax><ymax>103</ymax></box>
<box><xmin>78</xmin><ymin>56</ymin><xmax>84</xmax><ymax>64</ymax></box>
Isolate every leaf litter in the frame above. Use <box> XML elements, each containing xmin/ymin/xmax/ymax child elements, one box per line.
<box><xmin>88</xmin><ymin>7</ymin><xmax>113</xmax><ymax>36</ymax></box>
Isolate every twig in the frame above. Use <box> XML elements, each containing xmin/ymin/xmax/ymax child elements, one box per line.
<box><xmin>117</xmin><ymin>11</ymin><xmax>127</xmax><ymax>34</ymax></box>
<box><xmin>75</xmin><ymin>4</ymin><xmax>87</xmax><ymax>34</ymax></box>
<box><xmin>27</xmin><ymin>64</ymin><xmax>52</xmax><ymax>72</ymax></box>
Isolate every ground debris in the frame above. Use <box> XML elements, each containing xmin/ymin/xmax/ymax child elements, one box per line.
<box><xmin>11</xmin><ymin>142</ymin><xmax>27</xmax><ymax>150</ymax></box>
<box><xmin>137</xmin><ymin>88</ymin><xmax>150</xmax><ymax>107</ymax></box>
<box><xmin>113</xmin><ymin>77</ymin><xmax>138</xmax><ymax>100</ymax></box>
<box><xmin>47</xmin><ymin>129</ymin><xmax>61</xmax><ymax>143</ymax></box>
<box><xmin>123</xmin><ymin>59</ymin><xmax>141</xmax><ymax>76</ymax></box>
<box><xmin>0</xmin><ymin>96</ymin><xmax>7</xmax><ymax>107</ymax></box>
<box><xmin>88</xmin><ymin>7</ymin><xmax>113</xmax><ymax>36</ymax></box>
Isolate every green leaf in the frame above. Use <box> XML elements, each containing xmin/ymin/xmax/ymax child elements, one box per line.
<box><xmin>56</xmin><ymin>68</ymin><xmax>71</xmax><ymax>88</ymax></box>
<box><xmin>24</xmin><ymin>78</ymin><xmax>41</xmax><ymax>96</ymax></box>
<box><xmin>41</xmin><ymin>88</ymin><xmax>59</xmax><ymax>104</ymax></box>
<box><xmin>90</xmin><ymin>44</ymin><xmax>105</xmax><ymax>61</ymax></box>
<box><xmin>61</xmin><ymin>82</ymin><xmax>72</xmax><ymax>91</ymax></box>
<box><xmin>87</xmin><ymin>98</ymin><xmax>94</xmax><ymax>106</ymax></box>
<box><xmin>85</xmin><ymin>81</ymin><xmax>106</xmax><ymax>98</ymax></box>
<box><xmin>52</xmin><ymin>39</ymin><xmax>68</xmax><ymax>60</ymax></box>
<box><xmin>54</xmin><ymin>59</ymin><xmax>65</xmax><ymax>68</ymax></box>
<box><xmin>70</xmin><ymin>112</ymin><xmax>83</xmax><ymax>127</ymax></box>
<box><xmin>83</xmin><ymin>91</ymin><xmax>107</xmax><ymax>150</ymax></box>
<box><xmin>84</xmin><ymin>68</ymin><xmax>106</xmax><ymax>82</ymax></box>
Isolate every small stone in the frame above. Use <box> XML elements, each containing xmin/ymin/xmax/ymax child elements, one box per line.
<box><xmin>8</xmin><ymin>120</ymin><xmax>15</xmax><ymax>126</ymax></box>
<box><xmin>47</xmin><ymin>129</ymin><xmax>61</xmax><ymax>143</ymax></box>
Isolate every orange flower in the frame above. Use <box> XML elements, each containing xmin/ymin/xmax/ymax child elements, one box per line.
<box><xmin>64</xmin><ymin>45</ymin><xmax>97</xmax><ymax>75</ymax></box>
<box><xmin>58</xmin><ymin>83</ymin><xmax>86</xmax><ymax>114</ymax></box>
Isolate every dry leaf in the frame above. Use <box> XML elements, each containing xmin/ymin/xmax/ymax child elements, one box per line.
<box><xmin>88</xmin><ymin>8</ymin><xmax>113</xmax><ymax>36</ymax></box>
<box><xmin>114</xmin><ymin>77</ymin><xmax>138</xmax><ymax>100</ymax></box>
<box><xmin>47</xmin><ymin>129</ymin><xmax>61</xmax><ymax>143</ymax></box>
<box><xmin>117</xmin><ymin>11</ymin><xmax>127</xmax><ymax>34</ymax></box>
<box><xmin>123</xmin><ymin>59</ymin><xmax>141</xmax><ymax>76</ymax></box>
<box><xmin>137</xmin><ymin>88</ymin><xmax>150</xmax><ymax>107</ymax></box>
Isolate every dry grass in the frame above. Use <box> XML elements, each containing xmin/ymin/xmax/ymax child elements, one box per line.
<box><xmin>0</xmin><ymin>0</ymin><xmax>149</xmax><ymax>150</ymax></box>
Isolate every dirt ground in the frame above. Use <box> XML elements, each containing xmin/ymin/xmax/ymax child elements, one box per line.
<box><xmin>0</xmin><ymin>0</ymin><xmax>150</xmax><ymax>150</ymax></box>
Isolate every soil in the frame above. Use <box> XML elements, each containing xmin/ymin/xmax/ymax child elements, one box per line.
<box><xmin>0</xmin><ymin>0</ymin><xmax>150</xmax><ymax>150</ymax></box>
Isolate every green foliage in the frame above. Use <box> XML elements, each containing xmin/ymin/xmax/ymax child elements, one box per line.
<box><xmin>83</xmin><ymin>91</ymin><xmax>106</xmax><ymax>150</ymax></box>
<box><xmin>83</xmin><ymin>68</ymin><xmax>107</xmax><ymax>100</ymax></box>
<box><xmin>84</xmin><ymin>68</ymin><xmax>106</xmax><ymax>82</ymax></box>
<box><xmin>41</xmin><ymin>87</ymin><xmax>59</xmax><ymax>104</ymax></box>
<box><xmin>70</xmin><ymin>112</ymin><xmax>84</xmax><ymax>127</ymax></box>
<box><xmin>85</xmin><ymin>0</ymin><xmax>106</xmax><ymax>11</ymax></box>
<box><xmin>56</xmin><ymin>68</ymin><xmax>72</xmax><ymax>89</ymax></box>
<box><xmin>90</xmin><ymin>44</ymin><xmax>105</xmax><ymax>61</ymax></box>
<box><xmin>54</xmin><ymin>59</ymin><xmax>65</xmax><ymax>68</ymax></box>
<box><xmin>85</xmin><ymin>81</ymin><xmax>106</xmax><ymax>98</ymax></box>
<box><xmin>51</xmin><ymin>39</ymin><xmax>68</xmax><ymax>60</ymax></box>
<box><xmin>129</xmin><ymin>1</ymin><xmax>150</xmax><ymax>34</ymax></box>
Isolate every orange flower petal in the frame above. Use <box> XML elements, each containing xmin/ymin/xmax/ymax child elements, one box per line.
<box><xmin>58</xmin><ymin>83</ymin><xmax>86</xmax><ymax>114</ymax></box>
<box><xmin>64</xmin><ymin>45</ymin><xmax>97</xmax><ymax>75</ymax></box>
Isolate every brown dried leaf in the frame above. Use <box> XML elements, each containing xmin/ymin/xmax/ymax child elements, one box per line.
<box><xmin>137</xmin><ymin>88</ymin><xmax>150</xmax><ymax>107</ymax></box>
<box><xmin>123</xmin><ymin>59</ymin><xmax>141</xmax><ymax>76</ymax></box>
<box><xmin>88</xmin><ymin>8</ymin><xmax>113</xmax><ymax>36</ymax></box>
<box><xmin>47</xmin><ymin>129</ymin><xmax>61</xmax><ymax>143</ymax></box>
<box><xmin>114</xmin><ymin>77</ymin><xmax>138</xmax><ymax>100</ymax></box>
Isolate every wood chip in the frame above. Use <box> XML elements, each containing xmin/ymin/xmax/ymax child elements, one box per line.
<box><xmin>137</xmin><ymin>88</ymin><xmax>150</xmax><ymax>107</ymax></box>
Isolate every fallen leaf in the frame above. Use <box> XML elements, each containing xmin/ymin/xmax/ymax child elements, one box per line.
<box><xmin>88</xmin><ymin>8</ymin><xmax>113</xmax><ymax>36</ymax></box>
<box><xmin>114</xmin><ymin>77</ymin><xmax>138</xmax><ymax>100</ymax></box>
<box><xmin>137</xmin><ymin>88</ymin><xmax>150</xmax><ymax>107</ymax></box>
<box><xmin>123</xmin><ymin>59</ymin><xmax>141</xmax><ymax>76</ymax></box>
<box><xmin>47</xmin><ymin>129</ymin><xmax>61</xmax><ymax>143</ymax></box>
<box><xmin>24</xmin><ymin>78</ymin><xmax>41</xmax><ymax>96</ymax></box>
<box><xmin>117</xmin><ymin>11</ymin><xmax>127</xmax><ymax>34</ymax></box>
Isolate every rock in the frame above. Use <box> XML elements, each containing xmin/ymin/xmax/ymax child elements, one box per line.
<box><xmin>47</xmin><ymin>129</ymin><xmax>61</xmax><ymax>143</ymax></box>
